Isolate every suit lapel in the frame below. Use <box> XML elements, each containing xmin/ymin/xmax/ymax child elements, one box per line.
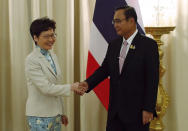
<box><xmin>34</xmin><ymin>48</ymin><xmax>57</xmax><ymax>79</ymax></box>
<box><xmin>50</xmin><ymin>51</ymin><xmax>61</xmax><ymax>76</ymax></box>
<box><xmin>120</xmin><ymin>33</ymin><xmax>140</xmax><ymax>75</ymax></box>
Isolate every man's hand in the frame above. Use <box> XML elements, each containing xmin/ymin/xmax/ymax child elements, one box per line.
<box><xmin>142</xmin><ymin>110</ymin><xmax>153</xmax><ymax>125</ymax></box>
<box><xmin>62</xmin><ymin>115</ymin><xmax>68</xmax><ymax>126</ymax></box>
<box><xmin>78</xmin><ymin>81</ymin><xmax>88</xmax><ymax>93</ymax></box>
<box><xmin>71</xmin><ymin>81</ymin><xmax>88</xmax><ymax>96</ymax></box>
<box><xmin>71</xmin><ymin>82</ymin><xmax>85</xmax><ymax>96</ymax></box>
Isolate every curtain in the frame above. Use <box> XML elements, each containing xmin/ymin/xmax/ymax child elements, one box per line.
<box><xmin>0</xmin><ymin>0</ymin><xmax>75</xmax><ymax>131</ymax></box>
<box><xmin>163</xmin><ymin>0</ymin><xmax>188</xmax><ymax>131</ymax></box>
<box><xmin>0</xmin><ymin>0</ymin><xmax>12</xmax><ymax>131</ymax></box>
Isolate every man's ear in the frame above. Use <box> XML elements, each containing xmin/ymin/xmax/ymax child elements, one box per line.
<box><xmin>129</xmin><ymin>17</ymin><xmax>135</xmax><ymax>23</ymax></box>
<box><xmin>33</xmin><ymin>35</ymin><xmax>38</xmax><ymax>43</ymax></box>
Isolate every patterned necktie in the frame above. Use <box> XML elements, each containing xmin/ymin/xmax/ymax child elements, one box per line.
<box><xmin>119</xmin><ymin>40</ymin><xmax>127</xmax><ymax>73</ymax></box>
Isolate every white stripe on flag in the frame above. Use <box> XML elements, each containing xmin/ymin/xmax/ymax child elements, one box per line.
<box><xmin>90</xmin><ymin>22</ymin><xmax>108</xmax><ymax>65</ymax></box>
<box><xmin>126</xmin><ymin>0</ymin><xmax>145</xmax><ymax>31</ymax></box>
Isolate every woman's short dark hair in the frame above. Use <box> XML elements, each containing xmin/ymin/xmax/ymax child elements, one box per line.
<box><xmin>30</xmin><ymin>17</ymin><xmax>56</xmax><ymax>40</ymax></box>
<box><xmin>115</xmin><ymin>5</ymin><xmax>137</xmax><ymax>23</ymax></box>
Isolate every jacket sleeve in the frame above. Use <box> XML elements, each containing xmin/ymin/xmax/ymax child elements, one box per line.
<box><xmin>143</xmin><ymin>39</ymin><xmax>159</xmax><ymax>113</ymax></box>
<box><xmin>25</xmin><ymin>57</ymin><xmax>71</xmax><ymax>97</ymax></box>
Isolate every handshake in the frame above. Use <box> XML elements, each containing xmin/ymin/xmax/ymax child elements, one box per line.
<box><xmin>71</xmin><ymin>81</ymin><xmax>88</xmax><ymax>96</ymax></box>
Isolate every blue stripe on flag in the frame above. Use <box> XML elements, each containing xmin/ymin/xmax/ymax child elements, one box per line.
<box><xmin>137</xmin><ymin>23</ymin><xmax>145</xmax><ymax>35</ymax></box>
<box><xmin>93</xmin><ymin>0</ymin><xmax>144</xmax><ymax>44</ymax></box>
<box><xmin>93</xmin><ymin>0</ymin><xmax>126</xmax><ymax>43</ymax></box>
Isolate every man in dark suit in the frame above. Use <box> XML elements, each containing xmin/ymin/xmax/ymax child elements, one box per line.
<box><xmin>79</xmin><ymin>6</ymin><xmax>159</xmax><ymax>131</ymax></box>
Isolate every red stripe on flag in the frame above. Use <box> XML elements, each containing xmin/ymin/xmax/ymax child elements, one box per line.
<box><xmin>86</xmin><ymin>51</ymin><xmax>109</xmax><ymax>110</ymax></box>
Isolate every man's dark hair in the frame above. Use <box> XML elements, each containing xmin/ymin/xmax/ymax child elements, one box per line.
<box><xmin>115</xmin><ymin>5</ymin><xmax>137</xmax><ymax>23</ymax></box>
<box><xmin>30</xmin><ymin>17</ymin><xmax>56</xmax><ymax>44</ymax></box>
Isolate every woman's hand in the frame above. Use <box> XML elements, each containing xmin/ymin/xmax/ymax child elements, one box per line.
<box><xmin>71</xmin><ymin>82</ymin><xmax>85</xmax><ymax>95</ymax></box>
<box><xmin>62</xmin><ymin>115</ymin><xmax>68</xmax><ymax>126</ymax></box>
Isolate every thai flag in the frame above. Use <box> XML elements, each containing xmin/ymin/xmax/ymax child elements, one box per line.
<box><xmin>86</xmin><ymin>0</ymin><xmax>145</xmax><ymax>110</ymax></box>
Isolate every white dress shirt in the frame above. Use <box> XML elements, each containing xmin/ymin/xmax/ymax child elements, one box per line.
<box><xmin>120</xmin><ymin>29</ymin><xmax>138</xmax><ymax>58</ymax></box>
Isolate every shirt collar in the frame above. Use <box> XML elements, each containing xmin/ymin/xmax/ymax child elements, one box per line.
<box><xmin>36</xmin><ymin>45</ymin><xmax>49</xmax><ymax>56</ymax></box>
<box><xmin>123</xmin><ymin>29</ymin><xmax>138</xmax><ymax>45</ymax></box>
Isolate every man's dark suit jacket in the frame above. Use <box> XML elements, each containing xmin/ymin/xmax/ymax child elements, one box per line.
<box><xmin>86</xmin><ymin>32</ymin><xmax>159</xmax><ymax>124</ymax></box>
